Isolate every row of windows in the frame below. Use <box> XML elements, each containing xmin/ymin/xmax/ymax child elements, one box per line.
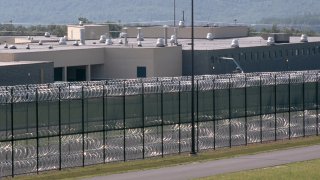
<box><xmin>212</xmin><ymin>46</ymin><xmax>320</xmax><ymax>63</ymax></box>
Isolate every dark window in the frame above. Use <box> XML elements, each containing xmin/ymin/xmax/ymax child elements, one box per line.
<box><xmin>54</xmin><ymin>67</ymin><xmax>63</xmax><ymax>81</ymax></box>
<box><xmin>137</xmin><ymin>66</ymin><xmax>146</xmax><ymax>78</ymax></box>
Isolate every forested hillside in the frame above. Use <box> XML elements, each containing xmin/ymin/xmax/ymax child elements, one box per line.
<box><xmin>0</xmin><ymin>0</ymin><xmax>319</xmax><ymax>25</ymax></box>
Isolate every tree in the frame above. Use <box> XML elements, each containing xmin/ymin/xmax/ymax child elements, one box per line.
<box><xmin>78</xmin><ymin>17</ymin><xmax>92</xmax><ymax>24</ymax></box>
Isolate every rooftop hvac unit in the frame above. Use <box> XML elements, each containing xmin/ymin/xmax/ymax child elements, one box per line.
<box><xmin>179</xmin><ymin>20</ymin><xmax>185</xmax><ymax>28</ymax></box>
<box><xmin>156</xmin><ymin>38</ymin><xmax>165</xmax><ymax>47</ymax></box>
<box><xmin>4</xmin><ymin>43</ymin><xmax>8</xmax><ymax>48</ymax></box>
<box><xmin>267</xmin><ymin>37</ymin><xmax>275</xmax><ymax>46</ymax></box>
<box><xmin>231</xmin><ymin>39</ymin><xmax>239</xmax><ymax>48</ymax></box>
<box><xmin>206</xmin><ymin>33</ymin><xmax>214</xmax><ymax>40</ymax></box>
<box><xmin>73</xmin><ymin>41</ymin><xmax>79</xmax><ymax>46</ymax></box>
<box><xmin>9</xmin><ymin>45</ymin><xmax>17</xmax><ymax>49</ymax></box>
<box><xmin>106</xmin><ymin>37</ymin><xmax>113</xmax><ymax>45</ymax></box>
<box><xmin>79</xmin><ymin>21</ymin><xmax>83</xmax><ymax>26</ymax></box>
<box><xmin>99</xmin><ymin>35</ymin><xmax>107</xmax><ymax>43</ymax></box>
<box><xmin>169</xmin><ymin>35</ymin><xmax>176</xmax><ymax>44</ymax></box>
<box><xmin>44</xmin><ymin>32</ymin><xmax>50</xmax><ymax>38</ymax></box>
<box><xmin>300</xmin><ymin>34</ymin><xmax>308</xmax><ymax>43</ymax></box>
<box><xmin>59</xmin><ymin>37</ymin><xmax>67</xmax><ymax>45</ymax></box>
<box><xmin>137</xmin><ymin>27</ymin><xmax>144</xmax><ymax>41</ymax></box>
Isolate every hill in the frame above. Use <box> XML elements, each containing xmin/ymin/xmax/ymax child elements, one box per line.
<box><xmin>0</xmin><ymin>0</ymin><xmax>319</xmax><ymax>25</ymax></box>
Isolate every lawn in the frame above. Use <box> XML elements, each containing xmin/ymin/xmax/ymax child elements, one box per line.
<box><xmin>6</xmin><ymin>136</ymin><xmax>320</xmax><ymax>180</ymax></box>
<box><xmin>199</xmin><ymin>158</ymin><xmax>320</xmax><ymax>180</ymax></box>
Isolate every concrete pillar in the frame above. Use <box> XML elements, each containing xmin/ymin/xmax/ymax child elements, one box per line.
<box><xmin>63</xmin><ymin>66</ymin><xmax>67</xmax><ymax>81</ymax></box>
<box><xmin>86</xmin><ymin>65</ymin><xmax>91</xmax><ymax>81</ymax></box>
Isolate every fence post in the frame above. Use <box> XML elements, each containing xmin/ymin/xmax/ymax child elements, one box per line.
<box><xmin>245</xmin><ymin>75</ymin><xmax>248</xmax><ymax>145</ymax></box>
<box><xmin>196</xmin><ymin>80</ymin><xmax>199</xmax><ymax>151</ymax></box>
<box><xmin>178</xmin><ymin>81</ymin><xmax>181</xmax><ymax>154</ymax></box>
<box><xmin>123</xmin><ymin>81</ymin><xmax>126</xmax><ymax>161</ymax></box>
<box><xmin>142</xmin><ymin>83</ymin><xmax>145</xmax><ymax>159</ymax></box>
<box><xmin>161</xmin><ymin>82</ymin><xmax>164</xmax><ymax>157</ymax></box>
<box><xmin>10</xmin><ymin>88</ymin><xmax>14</xmax><ymax>177</ymax></box>
<box><xmin>81</xmin><ymin>86</ymin><xmax>85</xmax><ymax>167</ymax></box>
<box><xmin>288</xmin><ymin>74</ymin><xmax>291</xmax><ymax>140</ymax></box>
<box><xmin>317</xmin><ymin>73</ymin><xmax>319</xmax><ymax>136</ymax></box>
<box><xmin>102</xmin><ymin>85</ymin><xmax>106</xmax><ymax>163</ymax></box>
<box><xmin>229</xmin><ymin>77</ymin><xmax>232</xmax><ymax>148</ymax></box>
<box><xmin>36</xmin><ymin>88</ymin><xmax>39</xmax><ymax>174</ymax></box>
<box><xmin>58</xmin><ymin>87</ymin><xmax>62</xmax><ymax>170</ymax></box>
<box><xmin>303</xmin><ymin>73</ymin><xmax>305</xmax><ymax>137</ymax></box>
<box><xmin>213</xmin><ymin>79</ymin><xmax>216</xmax><ymax>150</ymax></box>
<box><xmin>260</xmin><ymin>75</ymin><xmax>263</xmax><ymax>143</ymax></box>
<box><xmin>274</xmin><ymin>75</ymin><xmax>277</xmax><ymax>141</ymax></box>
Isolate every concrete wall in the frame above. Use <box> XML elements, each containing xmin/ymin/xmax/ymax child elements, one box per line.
<box><xmin>153</xmin><ymin>46</ymin><xmax>182</xmax><ymax>77</ymax></box>
<box><xmin>183</xmin><ymin>42</ymin><xmax>320</xmax><ymax>75</ymax></box>
<box><xmin>68</xmin><ymin>25</ymin><xmax>109</xmax><ymax>40</ymax></box>
<box><xmin>125</xmin><ymin>26</ymin><xmax>249</xmax><ymax>39</ymax></box>
<box><xmin>0</xmin><ymin>62</ymin><xmax>53</xmax><ymax>86</ymax></box>
<box><xmin>103</xmin><ymin>46</ymin><xmax>182</xmax><ymax>79</ymax></box>
<box><xmin>11</xmin><ymin>48</ymin><xmax>105</xmax><ymax>67</ymax></box>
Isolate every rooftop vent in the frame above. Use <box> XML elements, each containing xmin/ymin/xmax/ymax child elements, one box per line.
<box><xmin>179</xmin><ymin>20</ymin><xmax>185</xmax><ymax>28</ymax></box>
<box><xmin>38</xmin><ymin>40</ymin><xmax>43</xmax><ymax>45</ymax></box>
<box><xmin>231</xmin><ymin>39</ymin><xmax>239</xmax><ymax>48</ymax></box>
<box><xmin>137</xmin><ymin>41</ymin><xmax>142</xmax><ymax>47</ymax></box>
<box><xmin>59</xmin><ymin>37</ymin><xmax>67</xmax><ymax>45</ymax></box>
<box><xmin>4</xmin><ymin>43</ymin><xmax>8</xmax><ymax>48</ymax></box>
<box><xmin>156</xmin><ymin>38</ymin><xmax>165</xmax><ymax>47</ymax></box>
<box><xmin>99</xmin><ymin>35</ymin><xmax>107</xmax><ymax>43</ymax></box>
<box><xmin>206</xmin><ymin>33</ymin><xmax>214</xmax><ymax>40</ymax></box>
<box><xmin>26</xmin><ymin>44</ymin><xmax>30</xmax><ymax>49</ymax></box>
<box><xmin>106</xmin><ymin>37</ymin><xmax>113</xmax><ymax>45</ymax></box>
<box><xmin>9</xmin><ymin>45</ymin><xmax>17</xmax><ymax>49</ymax></box>
<box><xmin>300</xmin><ymin>34</ymin><xmax>308</xmax><ymax>43</ymax></box>
<box><xmin>169</xmin><ymin>35</ymin><xmax>176</xmax><ymax>44</ymax></box>
<box><xmin>137</xmin><ymin>27</ymin><xmax>144</xmax><ymax>41</ymax></box>
<box><xmin>267</xmin><ymin>37</ymin><xmax>275</xmax><ymax>46</ymax></box>
<box><xmin>73</xmin><ymin>41</ymin><xmax>79</xmax><ymax>46</ymax></box>
<box><xmin>118</xmin><ymin>39</ymin><xmax>123</xmax><ymax>44</ymax></box>
<box><xmin>48</xmin><ymin>45</ymin><xmax>53</xmax><ymax>49</ymax></box>
<box><xmin>123</xmin><ymin>27</ymin><xmax>128</xmax><ymax>45</ymax></box>
<box><xmin>79</xmin><ymin>21</ymin><xmax>83</xmax><ymax>26</ymax></box>
<box><xmin>44</xmin><ymin>32</ymin><xmax>50</xmax><ymax>38</ymax></box>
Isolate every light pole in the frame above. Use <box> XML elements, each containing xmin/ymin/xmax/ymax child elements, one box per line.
<box><xmin>219</xmin><ymin>57</ymin><xmax>244</xmax><ymax>73</ymax></box>
<box><xmin>174</xmin><ymin>0</ymin><xmax>176</xmax><ymax>27</ymax></box>
<box><xmin>190</xmin><ymin>0</ymin><xmax>196</xmax><ymax>155</ymax></box>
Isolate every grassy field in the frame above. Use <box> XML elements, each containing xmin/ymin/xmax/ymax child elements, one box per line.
<box><xmin>6</xmin><ymin>136</ymin><xmax>320</xmax><ymax>180</ymax></box>
<box><xmin>199</xmin><ymin>158</ymin><xmax>320</xmax><ymax>180</ymax></box>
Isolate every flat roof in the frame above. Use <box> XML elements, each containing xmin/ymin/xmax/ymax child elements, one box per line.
<box><xmin>0</xmin><ymin>36</ymin><xmax>319</xmax><ymax>53</ymax></box>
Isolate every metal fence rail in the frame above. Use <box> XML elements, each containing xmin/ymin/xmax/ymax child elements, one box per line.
<box><xmin>0</xmin><ymin>70</ymin><xmax>320</xmax><ymax>177</ymax></box>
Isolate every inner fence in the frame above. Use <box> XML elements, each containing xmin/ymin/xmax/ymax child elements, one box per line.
<box><xmin>0</xmin><ymin>70</ymin><xmax>320</xmax><ymax>177</ymax></box>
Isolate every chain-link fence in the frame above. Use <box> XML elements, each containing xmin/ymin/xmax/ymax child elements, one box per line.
<box><xmin>0</xmin><ymin>70</ymin><xmax>320</xmax><ymax>177</ymax></box>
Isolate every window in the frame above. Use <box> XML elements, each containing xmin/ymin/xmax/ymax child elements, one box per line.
<box><xmin>137</xmin><ymin>66</ymin><xmax>146</xmax><ymax>78</ymax></box>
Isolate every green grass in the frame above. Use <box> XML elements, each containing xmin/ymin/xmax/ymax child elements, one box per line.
<box><xmin>6</xmin><ymin>136</ymin><xmax>320</xmax><ymax>180</ymax></box>
<box><xmin>199</xmin><ymin>158</ymin><xmax>320</xmax><ymax>180</ymax></box>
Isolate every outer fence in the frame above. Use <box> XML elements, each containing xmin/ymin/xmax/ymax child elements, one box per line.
<box><xmin>0</xmin><ymin>71</ymin><xmax>319</xmax><ymax>177</ymax></box>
